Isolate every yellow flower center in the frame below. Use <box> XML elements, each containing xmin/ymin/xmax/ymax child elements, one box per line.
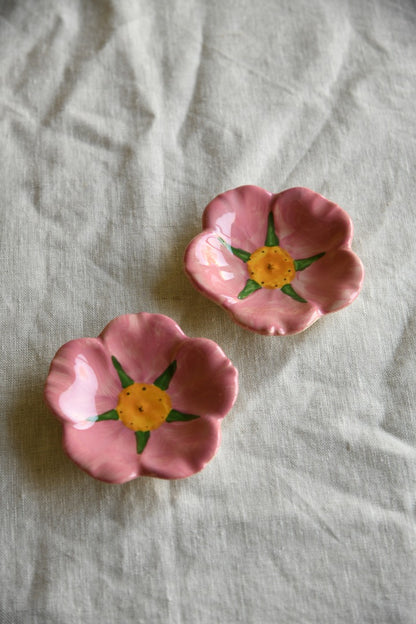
<box><xmin>247</xmin><ymin>245</ymin><xmax>295</xmax><ymax>289</ymax></box>
<box><xmin>116</xmin><ymin>383</ymin><xmax>172</xmax><ymax>432</ymax></box>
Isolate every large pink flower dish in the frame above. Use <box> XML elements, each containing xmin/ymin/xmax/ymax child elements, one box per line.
<box><xmin>184</xmin><ymin>186</ymin><xmax>364</xmax><ymax>336</ymax></box>
<box><xmin>44</xmin><ymin>313</ymin><xmax>238</xmax><ymax>483</ymax></box>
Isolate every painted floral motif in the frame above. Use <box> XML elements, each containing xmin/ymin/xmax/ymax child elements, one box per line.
<box><xmin>219</xmin><ymin>209</ymin><xmax>325</xmax><ymax>302</ymax></box>
<box><xmin>89</xmin><ymin>356</ymin><xmax>200</xmax><ymax>454</ymax></box>
<box><xmin>45</xmin><ymin>313</ymin><xmax>238</xmax><ymax>483</ymax></box>
<box><xmin>184</xmin><ymin>186</ymin><xmax>364</xmax><ymax>336</ymax></box>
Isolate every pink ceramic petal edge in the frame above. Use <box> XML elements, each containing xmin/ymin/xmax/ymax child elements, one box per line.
<box><xmin>294</xmin><ymin>247</ymin><xmax>365</xmax><ymax>315</ymax></box>
<box><xmin>272</xmin><ymin>186</ymin><xmax>354</xmax><ymax>256</ymax></box>
<box><xmin>169</xmin><ymin>337</ymin><xmax>239</xmax><ymax>417</ymax></box>
<box><xmin>139</xmin><ymin>418</ymin><xmax>222</xmax><ymax>480</ymax></box>
<box><xmin>184</xmin><ymin>229</ymin><xmax>248</xmax><ymax>308</ymax></box>
<box><xmin>45</xmin><ymin>313</ymin><xmax>238</xmax><ymax>482</ymax></box>
<box><xmin>44</xmin><ymin>337</ymin><xmax>120</xmax><ymax>429</ymax></box>
<box><xmin>62</xmin><ymin>421</ymin><xmax>141</xmax><ymax>484</ymax></box>
<box><xmin>222</xmin><ymin>288</ymin><xmax>322</xmax><ymax>336</ymax></box>
<box><xmin>202</xmin><ymin>185</ymin><xmax>273</xmax><ymax>252</ymax></box>
<box><xmin>184</xmin><ymin>185</ymin><xmax>364</xmax><ymax>335</ymax></box>
<box><xmin>100</xmin><ymin>312</ymin><xmax>187</xmax><ymax>383</ymax></box>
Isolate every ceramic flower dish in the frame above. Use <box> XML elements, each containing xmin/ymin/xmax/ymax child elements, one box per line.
<box><xmin>44</xmin><ymin>313</ymin><xmax>238</xmax><ymax>483</ymax></box>
<box><xmin>184</xmin><ymin>186</ymin><xmax>364</xmax><ymax>336</ymax></box>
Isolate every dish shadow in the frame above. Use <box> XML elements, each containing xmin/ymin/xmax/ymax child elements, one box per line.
<box><xmin>9</xmin><ymin>373</ymin><xmax>72</xmax><ymax>489</ymax></box>
<box><xmin>150</xmin><ymin>220</ymin><xmax>231</xmax><ymax>339</ymax></box>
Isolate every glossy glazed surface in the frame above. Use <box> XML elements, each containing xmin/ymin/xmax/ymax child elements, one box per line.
<box><xmin>184</xmin><ymin>186</ymin><xmax>364</xmax><ymax>335</ymax></box>
<box><xmin>44</xmin><ymin>313</ymin><xmax>238</xmax><ymax>483</ymax></box>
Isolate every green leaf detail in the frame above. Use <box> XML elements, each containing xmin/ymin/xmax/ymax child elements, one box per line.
<box><xmin>265</xmin><ymin>212</ymin><xmax>279</xmax><ymax>247</ymax></box>
<box><xmin>281</xmin><ymin>284</ymin><xmax>307</xmax><ymax>303</ymax></box>
<box><xmin>219</xmin><ymin>237</ymin><xmax>251</xmax><ymax>262</ymax></box>
<box><xmin>153</xmin><ymin>360</ymin><xmax>177</xmax><ymax>391</ymax></box>
<box><xmin>166</xmin><ymin>409</ymin><xmax>200</xmax><ymax>423</ymax></box>
<box><xmin>231</xmin><ymin>246</ymin><xmax>251</xmax><ymax>262</ymax></box>
<box><xmin>88</xmin><ymin>409</ymin><xmax>119</xmax><ymax>422</ymax></box>
<box><xmin>111</xmin><ymin>356</ymin><xmax>134</xmax><ymax>388</ymax></box>
<box><xmin>294</xmin><ymin>252</ymin><xmax>325</xmax><ymax>272</ymax></box>
<box><xmin>237</xmin><ymin>279</ymin><xmax>262</xmax><ymax>299</ymax></box>
<box><xmin>135</xmin><ymin>430</ymin><xmax>150</xmax><ymax>454</ymax></box>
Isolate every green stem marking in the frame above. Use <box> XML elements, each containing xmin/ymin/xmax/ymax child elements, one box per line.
<box><xmin>238</xmin><ymin>279</ymin><xmax>262</xmax><ymax>299</ymax></box>
<box><xmin>281</xmin><ymin>284</ymin><xmax>307</xmax><ymax>303</ymax></box>
<box><xmin>153</xmin><ymin>360</ymin><xmax>177</xmax><ymax>391</ymax></box>
<box><xmin>166</xmin><ymin>409</ymin><xmax>200</xmax><ymax>423</ymax></box>
<box><xmin>88</xmin><ymin>409</ymin><xmax>119</xmax><ymax>422</ymax></box>
<box><xmin>219</xmin><ymin>237</ymin><xmax>251</xmax><ymax>262</ymax></box>
<box><xmin>112</xmin><ymin>356</ymin><xmax>134</xmax><ymax>388</ymax></box>
<box><xmin>294</xmin><ymin>252</ymin><xmax>325</xmax><ymax>271</ymax></box>
<box><xmin>265</xmin><ymin>212</ymin><xmax>279</xmax><ymax>247</ymax></box>
<box><xmin>135</xmin><ymin>430</ymin><xmax>150</xmax><ymax>454</ymax></box>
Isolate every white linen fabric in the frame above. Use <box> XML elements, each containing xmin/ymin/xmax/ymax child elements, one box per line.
<box><xmin>1</xmin><ymin>1</ymin><xmax>415</xmax><ymax>622</ymax></box>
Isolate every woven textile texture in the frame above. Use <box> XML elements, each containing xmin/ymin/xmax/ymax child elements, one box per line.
<box><xmin>1</xmin><ymin>1</ymin><xmax>415</xmax><ymax>622</ymax></box>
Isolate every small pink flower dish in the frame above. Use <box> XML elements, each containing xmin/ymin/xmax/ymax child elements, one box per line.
<box><xmin>184</xmin><ymin>186</ymin><xmax>364</xmax><ymax>336</ymax></box>
<box><xmin>44</xmin><ymin>313</ymin><xmax>238</xmax><ymax>483</ymax></box>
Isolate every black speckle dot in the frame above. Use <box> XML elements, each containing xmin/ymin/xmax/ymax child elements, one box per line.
<box><xmin>138</xmin><ymin>406</ymin><xmax>144</xmax><ymax>412</ymax></box>
<box><xmin>284</xmin><ymin>278</ymin><xmax>287</xmax><ymax>281</ymax></box>
<box><xmin>126</xmin><ymin>392</ymin><xmax>130</xmax><ymax>395</ymax></box>
<box><xmin>288</xmin><ymin>269</ymin><xmax>291</xmax><ymax>272</ymax></box>
<box><xmin>142</xmin><ymin>387</ymin><xmax>146</xmax><ymax>391</ymax></box>
<box><xmin>261</xmin><ymin>281</ymin><xmax>264</xmax><ymax>284</ymax></box>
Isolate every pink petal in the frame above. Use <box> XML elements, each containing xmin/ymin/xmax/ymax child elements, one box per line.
<box><xmin>140</xmin><ymin>418</ymin><xmax>221</xmax><ymax>479</ymax></box>
<box><xmin>202</xmin><ymin>185</ymin><xmax>273</xmax><ymax>251</ymax></box>
<box><xmin>272</xmin><ymin>187</ymin><xmax>353</xmax><ymax>258</ymax></box>
<box><xmin>63</xmin><ymin>421</ymin><xmax>140</xmax><ymax>484</ymax></box>
<box><xmin>293</xmin><ymin>248</ymin><xmax>364</xmax><ymax>313</ymax></box>
<box><xmin>100</xmin><ymin>313</ymin><xmax>186</xmax><ymax>384</ymax></box>
<box><xmin>168</xmin><ymin>338</ymin><xmax>239</xmax><ymax>417</ymax></box>
<box><xmin>44</xmin><ymin>338</ymin><xmax>120</xmax><ymax>429</ymax></box>
<box><xmin>225</xmin><ymin>287</ymin><xmax>320</xmax><ymax>335</ymax></box>
<box><xmin>184</xmin><ymin>230</ymin><xmax>249</xmax><ymax>306</ymax></box>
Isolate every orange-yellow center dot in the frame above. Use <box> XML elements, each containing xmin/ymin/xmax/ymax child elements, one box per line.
<box><xmin>116</xmin><ymin>383</ymin><xmax>172</xmax><ymax>432</ymax></box>
<box><xmin>247</xmin><ymin>245</ymin><xmax>295</xmax><ymax>289</ymax></box>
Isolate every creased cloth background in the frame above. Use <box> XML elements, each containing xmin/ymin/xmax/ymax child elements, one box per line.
<box><xmin>1</xmin><ymin>1</ymin><xmax>415</xmax><ymax>622</ymax></box>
